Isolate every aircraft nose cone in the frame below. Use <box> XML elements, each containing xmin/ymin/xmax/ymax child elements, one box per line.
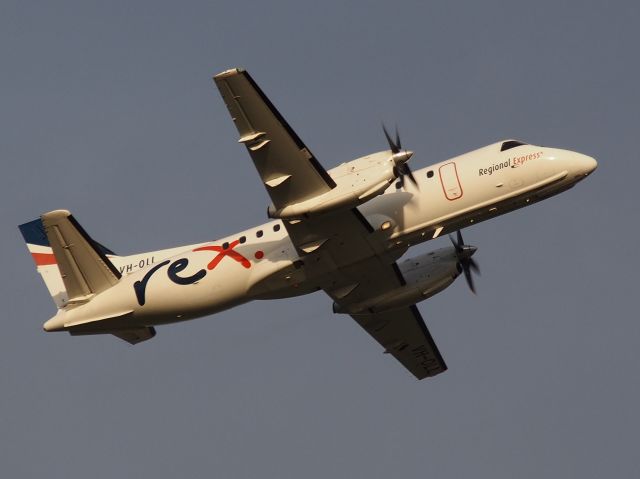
<box><xmin>584</xmin><ymin>155</ymin><xmax>598</xmax><ymax>174</ymax></box>
<box><xmin>565</xmin><ymin>151</ymin><xmax>597</xmax><ymax>181</ymax></box>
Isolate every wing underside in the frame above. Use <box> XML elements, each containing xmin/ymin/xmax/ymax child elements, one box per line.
<box><xmin>326</xmin><ymin>256</ymin><xmax>447</xmax><ymax>379</ymax></box>
<box><xmin>349</xmin><ymin>305</ymin><xmax>447</xmax><ymax>379</ymax></box>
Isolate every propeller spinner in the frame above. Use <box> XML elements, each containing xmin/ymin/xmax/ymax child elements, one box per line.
<box><xmin>383</xmin><ymin>124</ymin><xmax>418</xmax><ymax>189</ymax></box>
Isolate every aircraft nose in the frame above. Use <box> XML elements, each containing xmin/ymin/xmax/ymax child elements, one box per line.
<box><xmin>583</xmin><ymin>154</ymin><xmax>598</xmax><ymax>175</ymax></box>
<box><xmin>573</xmin><ymin>152</ymin><xmax>597</xmax><ymax>176</ymax></box>
<box><xmin>563</xmin><ymin>150</ymin><xmax>598</xmax><ymax>180</ymax></box>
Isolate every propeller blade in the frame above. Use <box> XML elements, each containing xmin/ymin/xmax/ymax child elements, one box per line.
<box><xmin>449</xmin><ymin>233</ymin><xmax>462</xmax><ymax>252</ymax></box>
<box><xmin>463</xmin><ymin>266</ymin><xmax>476</xmax><ymax>295</ymax></box>
<box><xmin>406</xmin><ymin>169</ymin><xmax>418</xmax><ymax>187</ymax></box>
<box><xmin>400</xmin><ymin>163</ymin><xmax>418</xmax><ymax>187</ymax></box>
<box><xmin>468</xmin><ymin>258</ymin><xmax>480</xmax><ymax>274</ymax></box>
<box><xmin>450</xmin><ymin>230</ymin><xmax>480</xmax><ymax>294</ymax></box>
<box><xmin>393</xmin><ymin>166</ymin><xmax>404</xmax><ymax>188</ymax></box>
<box><xmin>395</xmin><ymin>126</ymin><xmax>401</xmax><ymax>150</ymax></box>
<box><xmin>397</xmin><ymin>163</ymin><xmax>418</xmax><ymax>188</ymax></box>
<box><xmin>382</xmin><ymin>124</ymin><xmax>399</xmax><ymax>153</ymax></box>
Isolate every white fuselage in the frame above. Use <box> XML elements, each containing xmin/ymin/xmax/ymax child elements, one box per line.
<box><xmin>44</xmin><ymin>141</ymin><xmax>597</xmax><ymax>332</ymax></box>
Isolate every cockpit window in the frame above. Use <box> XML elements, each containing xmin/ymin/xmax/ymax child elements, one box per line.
<box><xmin>500</xmin><ymin>140</ymin><xmax>527</xmax><ymax>151</ymax></box>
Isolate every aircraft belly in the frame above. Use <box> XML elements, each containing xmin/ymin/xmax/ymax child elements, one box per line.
<box><xmin>56</xmin><ymin>258</ymin><xmax>254</xmax><ymax>330</ymax></box>
<box><xmin>246</xmin><ymin>257</ymin><xmax>314</xmax><ymax>300</ymax></box>
<box><xmin>132</xmin><ymin>262</ymin><xmax>252</xmax><ymax>321</ymax></box>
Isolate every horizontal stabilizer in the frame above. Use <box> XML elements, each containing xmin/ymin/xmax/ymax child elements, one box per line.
<box><xmin>112</xmin><ymin>327</ymin><xmax>156</xmax><ymax>344</ymax></box>
<box><xmin>70</xmin><ymin>327</ymin><xmax>157</xmax><ymax>345</ymax></box>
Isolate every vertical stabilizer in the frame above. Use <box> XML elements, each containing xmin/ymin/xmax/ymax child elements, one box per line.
<box><xmin>41</xmin><ymin>210</ymin><xmax>121</xmax><ymax>305</ymax></box>
<box><xmin>19</xmin><ymin>218</ymin><xmax>68</xmax><ymax>308</ymax></box>
<box><xmin>19</xmin><ymin>211</ymin><xmax>121</xmax><ymax>308</ymax></box>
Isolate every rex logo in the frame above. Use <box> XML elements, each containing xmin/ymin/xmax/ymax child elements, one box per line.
<box><xmin>133</xmin><ymin>241</ymin><xmax>256</xmax><ymax>306</ymax></box>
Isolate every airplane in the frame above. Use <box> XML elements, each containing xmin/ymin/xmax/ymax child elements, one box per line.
<box><xmin>19</xmin><ymin>68</ymin><xmax>597</xmax><ymax>379</ymax></box>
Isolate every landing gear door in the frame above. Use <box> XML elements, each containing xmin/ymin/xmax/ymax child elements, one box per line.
<box><xmin>439</xmin><ymin>162</ymin><xmax>463</xmax><ymax>200</ymax></box>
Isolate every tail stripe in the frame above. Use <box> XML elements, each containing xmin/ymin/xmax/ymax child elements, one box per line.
<box><xmin>19</xmin><ymin>217</ymin><xmax>67</xmax><ymax>308</ymax></box>
<box><xmin>32</xmin><ymin>252</ymin><xmax>57</xmax><ymax>266</ymax></box>
<box><xmin>19</xmin><ymin>212</ymin><xmax>120</xmax><ymax>308</ymax></box>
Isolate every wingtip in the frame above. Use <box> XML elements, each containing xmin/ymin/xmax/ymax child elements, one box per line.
<box><xmin>213</xmin><ymin>67</ymin><xmax>245</xmax><ymax>80</ymax></box>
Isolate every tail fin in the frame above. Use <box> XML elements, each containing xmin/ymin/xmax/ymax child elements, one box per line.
<box><xmin>19</xmin><ymin>217</ymin><xmax>68</xmax><ymax>307</ymax></box>
<box><xmin>19</xmin><ymin>210</ymin><xmax>121</xmax><ymax>308</ymax></box>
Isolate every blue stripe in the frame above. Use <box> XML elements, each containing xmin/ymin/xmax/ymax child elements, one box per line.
<box><xmin>18</xmin><ymin>218</ymin><xmax>49</xmax><ymax>247</ymax></box>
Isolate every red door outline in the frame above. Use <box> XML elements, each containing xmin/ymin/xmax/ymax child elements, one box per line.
<box><xmin>439</xmin><ymin>162</ymin><xmax>463</xmax><ymax>201</ymax></box>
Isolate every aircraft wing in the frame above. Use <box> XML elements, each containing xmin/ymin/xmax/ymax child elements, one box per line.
<box><xmin>214</xmin><ymin>68</ymin><xmax>336</xmax><ymax>211</ymax></box>
<box><xmin>352</xmin><ymin>305</ymin><xmax>447</xmax><ymax>379</ymax></box>
<box><xmin>214</xmin><ymin>69</ymin><xmax>445</xmax><ymax>378</ymax></box>
<box><xmin>326</xmin><ymin>256</ymin><xmax>448</xmax><ymax>380</ymax></box>
<box><xmin>214</xmin><ymin>68</ymin><xmax>385</xmax><ymax>263</ymax></box>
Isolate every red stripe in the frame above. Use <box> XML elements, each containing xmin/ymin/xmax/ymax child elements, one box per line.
<box><xmin>32</xmin><ymin>252</ymin><xmax>57</xmax><ymax>266</ymax></box>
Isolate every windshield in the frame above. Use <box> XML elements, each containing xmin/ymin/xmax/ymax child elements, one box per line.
<box><xmin>500</xmin><ymin>140</ymin><xmax>528</xmax><ymax>151</ymax></box>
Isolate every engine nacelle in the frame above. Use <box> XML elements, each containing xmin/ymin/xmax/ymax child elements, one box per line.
<box><xmin>333</xmin><ymin>247</ymin><xmax>461</xmax><ymax>314</ymax></box>
<box><xmin>268</xmin><ymin>151</ymin><xmax>396</xmax><ymax>219</ymax></box>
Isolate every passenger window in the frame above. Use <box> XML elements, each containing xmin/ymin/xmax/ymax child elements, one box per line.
<box><xmin>256</xmin><ymin>230</ymin><xmax>263</xmax><ymax>238</ymax></box>
<box><xmin>427</xmin><ymin>170</ymin><xmax>434</xmax><ymax>178</ymax></box>
<box><xmin>239</xmin><ymin>236</ymin><xmax>246</xmax><ymax>244</ymax></box>
<box><xmin>273</xmin><ymin>224</ymin><xmax>281</xmax><ymax>232</ymax></box>
<box><xmin>222</xmin><ymin>242</ymin><xmax>229</xmax><ymax>250</ymax></box>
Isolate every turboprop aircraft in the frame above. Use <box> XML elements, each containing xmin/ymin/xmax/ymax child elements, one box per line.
<box><xmin>19</xmin><ymin>68</ymin><xmax>597</xmax><ymax>379</ymax></box>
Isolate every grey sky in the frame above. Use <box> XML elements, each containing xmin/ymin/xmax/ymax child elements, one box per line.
<box><xmin>2</xmin><ymin>1</ymin><xmax>638</xmax><ymax>477</ymax></box>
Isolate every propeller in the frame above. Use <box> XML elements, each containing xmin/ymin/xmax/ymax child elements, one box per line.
<box><xmin>449</xmin><ymin>230</ymin><xmax>480</xmax><ymax>294</ymax></box>
<box><xmin>382</xmin><ymin>124</ymin><xmax>418</xmax><ymax>189</ymax></box>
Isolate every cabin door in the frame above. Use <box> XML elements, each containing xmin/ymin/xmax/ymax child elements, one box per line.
<box><xmin>439</xmin><ymin>162</ymin><xmax>463</xmax><ymax>200</ymax></box>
